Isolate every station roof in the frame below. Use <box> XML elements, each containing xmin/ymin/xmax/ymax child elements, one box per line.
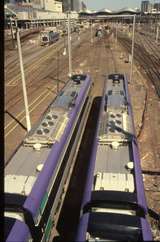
<box><xmin>97</xmin><ymin>8</ymin><xmax>112</xmax><ymax>14</ymax></box>
<box><xmin>79</xmin><ymin>7</ymin><xmax>141</xmax><ymax>16</ymax></box>
<box><xmin>113</xmin><ymin>7</ymin><xmax>140</xmax><ymax>14</ymax></box>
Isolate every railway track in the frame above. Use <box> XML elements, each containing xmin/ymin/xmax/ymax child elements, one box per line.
<box><xmin>118</xmin><ymin>34</ymin><xmax>160</xmax><ymax>97</ymax></box>
<box><xmin>5</xmin><ymin>29</ymin><xmax>41</xmax><ymax>51</ymax></box>
<box><xmin>5</xmin><ymin>30</ymin><xmax>90</xmax><ymax>111</ymax></box>
<box><xmin>118</xmin><ymin>31</ymin><xmax>160</xmax><ymax>240</ymax></box>
<box><xmin>5</xmin><ymin>28</ymin><xmax>97</xmax><ymax>161</ymax></box>
<box><xmin>5</xmin><ymin>30</ymin><xmax>90</xmax><ymax>109</ymax></box>
<box><xmin>54</xmin><ymin>33</ymin><xmax>117</xmax><ymax>241</ymax></box>
<box><xmin>137</xmin><ymin>31</ymin><xmax>160</xmax><ymax>58</ymax></box>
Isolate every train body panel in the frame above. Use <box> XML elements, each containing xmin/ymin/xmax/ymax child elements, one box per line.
<box><xmin>76</xmin><ymin>74</ymin><xmax>152</xmax><ymax>241</ymax></box>
<box><xmin>5</xmin><ymin>74</ymin><xmax>93</xmax><ymax>242</ymax></box>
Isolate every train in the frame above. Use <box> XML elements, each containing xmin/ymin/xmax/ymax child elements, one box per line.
<box><xmin>4</xmin><ymin>74</ymin><xmax>93</xmax><ymax>242</ymax></box>
<box><xmin>40</xmin><ymin>29</ymin><xmax>59</xmax><ymax>46</ymax></box>
<box><xmin>76</xmin><ymin>74</ymin><xmax>153</xmax><ymax>241</ymax></box>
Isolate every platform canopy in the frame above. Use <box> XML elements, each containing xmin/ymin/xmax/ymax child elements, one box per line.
<box><xmin>97</xmin><ymin>8</ymin><xmax>112</xmax><ymax>14</ymax></box>
<box><xmin>114</xmin><ymin>7</ymin><xmax>140</xmax><ymax>14</ymax></box>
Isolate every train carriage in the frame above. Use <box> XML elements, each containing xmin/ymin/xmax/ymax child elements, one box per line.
<box><xmin>40</xmin><ymin>30</ymin><xmax>59</xmax><ymax>46</ymax></box>
<box><xmin>4</xmin><ymin>74</ymin><xmax>93</xmax><ymax>242</ymax></box>
<box><xmin>76</xmin><ymin>74</ymin><xmax>152</xmax><ymax>241</ymax></box>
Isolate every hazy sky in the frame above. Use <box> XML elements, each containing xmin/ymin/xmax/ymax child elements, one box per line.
<box><xmin>83</xmin><ymin>0</ymin><xmax>158</xmax><ymax>11</ymax></box>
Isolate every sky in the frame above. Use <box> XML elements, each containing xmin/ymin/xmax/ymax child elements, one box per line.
<box><xmin>83</xmin><ymin>0</ymin><xmax>158</xmax><ymax>11</ymax></box>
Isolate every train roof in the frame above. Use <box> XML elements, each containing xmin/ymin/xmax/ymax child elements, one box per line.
<box><xmin>5</xmin><ymin>75</ymin><xmax>90</xmax><ymax>196</ymax></box>
<box><xmin>75</xmin><ymin>74</ymin><xmax>152</xmax><ymax>242</ymax></box>
<box><xmin>95</xmin><ymin>75</ymin><xmax>135</xmax><ymax>194</ymax></box>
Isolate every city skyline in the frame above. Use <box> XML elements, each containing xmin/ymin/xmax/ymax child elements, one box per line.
<box><xmin>83</xmin><ymin>0</ymin><xmax>160</xmax><ymax>11</ymax></box>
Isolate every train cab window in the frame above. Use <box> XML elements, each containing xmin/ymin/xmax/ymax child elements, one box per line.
<box><xmin>71</xmin><ymin>74</ymin><xmax>86</xmax><ymax>83</ymax></box>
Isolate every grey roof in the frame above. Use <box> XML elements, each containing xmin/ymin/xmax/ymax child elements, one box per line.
<box><xmin>94</xmin><ymin>144</ymin><xmax>133</xmax><ymax>174</ymax></box>
<box><xmin>94</xmin><ymin>75</ymin><xmax>135</xmax><ymax>193</ymax></box>
<box><xmin>5</xmin><ymin>78</ymin><xmax>85</xmax><ymax>194</ymax></box>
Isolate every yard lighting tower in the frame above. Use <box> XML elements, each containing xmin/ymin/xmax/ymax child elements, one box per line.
<box><xmin>67</xmin><ymin>0</ymin><xmax>72</xmax><ymax>77</ymax></box>
<box><xmin>17</xmin><ymin>28</ymin><xmax>31</xmax><ymax>132</ymax></box>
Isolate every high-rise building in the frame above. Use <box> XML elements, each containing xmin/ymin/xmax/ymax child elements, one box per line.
<box><xmin>141</xmin><ymin>1</ymin><xmax>152</xmax><ymax>13</ymax></box>
<box><xmin>72</xmin><ymin>0</ymin><xmax>80</xmax><ymax>11</ymax></box>
<box><xmin>62</xmin><ymin>0</ymin><xmax>68</xmax><ymax>12</ymax></box>
<box><xmin>154</xmin><ymin>2</ymin><xmax>160</xmax><ymax>12</ymax></box>
<box><xmin>62</xmin><ymin>0</ymin><xmax>80</xmax><ymax>12</ymax></box>
<box><xmin>81</xmin><ymin>1</ymin><xmax>87</xmax><ymax>11</ymax></box>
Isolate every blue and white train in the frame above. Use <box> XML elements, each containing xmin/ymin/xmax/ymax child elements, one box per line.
<box><xmin>40</xmin><ymin>30</ymin><xmax>59</xmax><ymax>46</ymax></box>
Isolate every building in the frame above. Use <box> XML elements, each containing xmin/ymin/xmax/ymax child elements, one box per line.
<box><xmin>62</xmin><ymin>0</ymin><xmax>80</xmax><ymax>12</ymax></box>
<box><xmin>31</xmin><ymin>0</ymin><xmax>62</xmax><ymax>12</ymax></box>
<box><xmin>4</xmin><ymin>0</ymin><xmax>78</xmax><ymax>20</ymax></box>
<box><xmin>154</xmin><ymin>2</ymin><xmax>160</xmax><ymax>12</ymax></box>
<box><xmin>71</xmin><ymin>0</ymin><xmax>80</xmax><ymax>11</ymax></box>
<box><xmin>81</xmin><ymin>1</ymin><xmax>87</xmax><ymax>11</ymax></box>
<box><xmin>141</xmin><ymin>0</ymin><xmax>152</xmax><ymax>13</ymax></box>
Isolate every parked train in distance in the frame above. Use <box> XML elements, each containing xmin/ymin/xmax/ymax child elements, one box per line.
<box><xmin>76</xmin><ymin>74</ymin><xmax>152</xmax><ymax>241</ymax></box>
<box><xmin>4</xmin><ymin>74</ymin><xmax>93</xmax><ymax>242</ymax></box>
<box><xmin>40</xmin><ymin>28</ymin><xmax>59</xmax><ymax>46</ymax></box>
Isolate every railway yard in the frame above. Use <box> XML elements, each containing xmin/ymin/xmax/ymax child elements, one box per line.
<box><xmin>5</xmin><ymin>20</ymin><xmax>160</xmax><ymax>241</ymax></box>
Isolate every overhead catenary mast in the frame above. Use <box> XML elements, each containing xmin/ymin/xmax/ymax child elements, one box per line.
<box><xmin>17</xmin><ymin>28</ymin><xmax>31</xmax><ymax>132</ymax></box>
<box><xmin>67</xmin><ymin>0</ymin><xmax>72</xmax><ymax>77</ymax></box>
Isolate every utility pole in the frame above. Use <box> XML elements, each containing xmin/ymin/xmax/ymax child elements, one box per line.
<box><xmin>57</xmin><ymin>50</ymin><xmax>60</xmax><ymax>94</ymax></box>
<box><xmin>129</xmin><ymin>15</ymin><xmax>136</xmax><ymax>83</ymax></box>
<box><xmin>9</xmin><ymin>17</ymin><xmax>15</xmax><ymax>48</ymax></box>
<box><xmin>90</xmin><ymin>19</ymin><xmax>93</xmax><ymax>43</ymax></box>
<box><xmin>17</xmin><ymin>28</ymin><xmax>31</xmax><ymax>132</ymax></box>
<box><xmin>63</xmin><ymin>33</ymin><xmax>67</xmax><ymax>55</ymax></box>
<box><xmin>67</xmin><ymin>0</ymin><xmax>72</xmax><ymax>77</ymax></box>
<box><xmin>115</xmin><ymin>22</ymin><xmax>118</xmax><ymax>44</ymax></box>
<box><xmin>156</xmin><ymin>24</ymin><xmax>159</xmax><ymax>43</ymax></box>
